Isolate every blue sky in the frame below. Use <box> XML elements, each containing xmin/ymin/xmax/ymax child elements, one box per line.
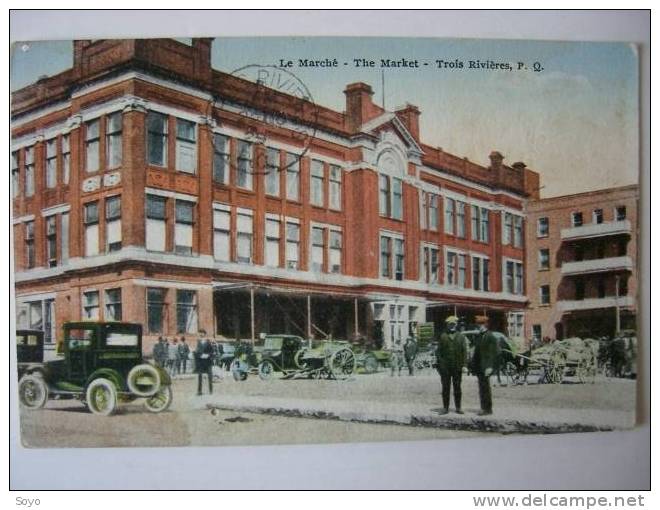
<box><xmin>11</xmin><ymin>37</ymin><xmax>638</xmax><ymax>198</ymax></box>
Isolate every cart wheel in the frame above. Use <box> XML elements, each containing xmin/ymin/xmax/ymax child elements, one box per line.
<box><xmin>258</xmin><ymin>360</ymin><xmax>276</xmax><ymax>381</ymax></box>
<box><xmin>86</xmin><ymin>378</ymin><xmax>118</xmax><ymax>416</ymax></box>
<box><xmin>329</xmin><ymin>348</ymin><xmax>356</xmax><ymax>379</ymax></box>
<box><xmin>18</xmin><ymin>373</ymin><xmax>49</xmax><ymax>410</ymax></box>
<box><xmin>144</xmin><ymin>386</ymin><xmax>173</xmax><ymax>413</ymax></box>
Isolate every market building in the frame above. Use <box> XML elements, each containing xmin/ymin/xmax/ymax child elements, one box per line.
<box><xmin>525</xmin><ymin>185</ymin><xmax>638</xmax><ymax>342</ymax></box>
<box><xmin>11</xmin><ymin>38</ymin><xmax>540</xmax><ymax>358</ymax></box>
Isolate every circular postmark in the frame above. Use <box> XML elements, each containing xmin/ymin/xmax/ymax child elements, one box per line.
<box><xmin>216</xmin><ymin>64</ymin><xmax>320</xmax><ymax>173</ymax></box>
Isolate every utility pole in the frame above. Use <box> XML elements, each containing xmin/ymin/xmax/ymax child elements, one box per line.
<box><xmin>250</xmin><ymin>286</ymin><xmax>255</xmax><ymax>345</ymax></box>
<box><xmin>615</xmin><ymin>275</ymin><xmax>621</xmax><ymax>335</ymax></box>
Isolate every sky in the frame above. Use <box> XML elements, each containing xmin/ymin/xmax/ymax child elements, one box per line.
<box><xmin>10</xmin><ymin>37</ymin><xmax>639</xmax><ymax>198</ymax></box>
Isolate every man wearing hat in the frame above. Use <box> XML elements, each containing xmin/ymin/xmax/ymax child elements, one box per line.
<box><xmin>472</xmin><ymin>315</ymin><xmax>500</xmax><ymax>415</ymax></box>
<box><xmin>435</xmin><ymin>316</ymin><xmax>467</xmax><ymax>414</ymax></box>
<box><xmin>194</xmin><ymin>330</ymin><xmax>215</xmax><ymax>396</ymax></box>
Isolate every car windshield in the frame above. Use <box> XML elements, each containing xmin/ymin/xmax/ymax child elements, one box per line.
<box><xmin>264</xmin><ymin>337</ymin><xmax>283</xmax><ymax>350</ymax></box>
<box><xmin>17</xmin><ymin>334</ymin><xmax>39</xmax><ymax>346</ymax></box>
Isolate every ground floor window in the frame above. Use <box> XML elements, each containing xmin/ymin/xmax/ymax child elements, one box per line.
<box><xmin>82</xmin><ymin>291</ymin><xmax>100</xmax><ymax>320</ymax></box>
<box><xmin>147</xmin><ymin>288</ymin><xmax>167</xmax><ymax>333</ymax></box>
<box><xmin>105</xmin><ymin>288</ymin><xmax>122</xmax><ymax>321</ymax></box>
<box><xmin>177</xmin><ymin>290</ymin><xmax>198</xmax><ymax>334</ymax></box>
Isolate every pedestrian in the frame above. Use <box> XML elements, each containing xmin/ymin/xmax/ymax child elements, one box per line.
<box><xmin>178</xmin><ymin>336</ymin><xmax>190</xmax><ymax>374</ymax></box>
<box><xmin>152</xmin><ymin>336</ymin><xmax>165</xmax><ymax>368</ymax></box>
<box><xmin>435</xmin><ymin>316</ymin><xmax>467</xmax><ymax>414</ymax></box>
<box><xmin>390</xmin><ymin>338</ymin><xmax>404</xmax><ymax>376</ymax></box>
<box><xmin>194</xmin><ymin>331</ymin><xmax>215</xmax><ymax>396</ymax></box>
<box><xmin>403</xmin><ymin>336</ymin><xmax>418</xmax><ymax>376</ymax></box>
<box><xmin>471</xmin><ymin>315</ymin><xmax>500</xmax><ymax>416</ymax></box>
<box><xmin>168</xmin><ymin>338</ymin><xmax>179</xmax><ymax>376</ymax></box>
<box><xmin>162</xmin><ymin>337</ymin><xmax>171</xmax><ymax>371</ymax></box>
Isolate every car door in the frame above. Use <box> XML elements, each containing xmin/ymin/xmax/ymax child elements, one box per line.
<box><xmin>65</xmin><ymin>327</ymin><xmax>95</xmax><ymax>382</ymax></box>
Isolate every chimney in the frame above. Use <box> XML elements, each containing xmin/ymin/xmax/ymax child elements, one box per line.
<box><xmin>489</xmin><ymin>151</ymin><xmax>504</xmax><ymax>171</ymax></box>
<box><xmin>395</xmin><ymin>103</ymin><xmax>421</xmax><ymax>141</ymax></box>
<box><xmin>344</xmin><ymin>82</ymin><xmax>376</xmax><ymax>132</ymax></box>
<box><xmin>512</xmin><ymin>161</ymin><xmax>526</xmax><ymax>172</ymax></box>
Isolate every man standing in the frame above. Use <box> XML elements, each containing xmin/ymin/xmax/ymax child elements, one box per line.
<box><xmin>194</xmin><ymin>331</ymin><xmax>215</xmax><ymax>396</ymax></box>
<box><xmin>390</xmin><ymin>338</ymin><xmax>404</xmax><ymax>376</ymax></box>
<box><xmin>178</xmin><ymin>336</ymin><xmax>190</xmax><ymax>374</ymax></box>
<box><xmin>471</xmin><ymin>315</ymin><xmax>500</xmax><ymax>416</ymax></box>
<box><xmin>403</xmin><ymin>336</ymin><xmax>418</xmax><ymax>376</ymax></box>
<box><xmin>152</xmin><ymin>336</ymin><xmax>164</xmax><ymax>368</ymax></box>
<box><xmin>435</xmin><ymin>316</ymin><xmax>467</xmax><ymax>414</ymax></box>
<box><xmin>168</xmin><ymin>338</ymin><xmax>179</xmax><ymax>376</ymax></box>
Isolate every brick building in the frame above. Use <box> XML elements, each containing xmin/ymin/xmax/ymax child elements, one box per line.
<box><xmin>525</xmin><ymin>185</ymin><xmax>638</xmax><ymax>342</ymax></box>
<box><xmin>11</xmin><ymin>38</ymin><xmax>540</xmax><ymax>358</ymax></box>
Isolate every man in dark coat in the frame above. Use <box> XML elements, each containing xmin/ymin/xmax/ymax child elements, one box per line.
<box><xmin>403</xmin><ymin>336</ymin><xmax>418</xmax><ymax>376</ymax></box>
<box><xmin>178</xmin><ymin>336</ymin><xmax>190</xmax><ymax>374</ymax></box>
<box><xmin>194</xmin><ymin>331</ymin><xmax>215</xmax><ymax>396</ymax></box>
<box><xmin>472</xmin><ymin>315</ymin><xmax>500</xmax><ymax>415</ymax></box>
<box><xmin>435</xmin><ymin>316</ymin><xmax>467</xmax><ymax>414</ymax></box>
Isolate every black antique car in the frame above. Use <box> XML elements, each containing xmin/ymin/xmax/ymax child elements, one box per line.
<box><xmin>16</xmin><ymin>329</ymin><xmax>44</xmax><ymax>380</ymax></box>
<box><xmin>17</xmin><ymin>321</ymin><xmax>172</xmax><ymax>416</ymax></box>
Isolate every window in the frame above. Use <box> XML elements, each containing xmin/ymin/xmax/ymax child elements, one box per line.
<box><xmin>539</xmin><ymin>285</ymin><xmax>550</xmax><ymax>305</ymax></box>
<box><xmin>310</xmin><ymin>160</ymin><xmax>324</xmax><ymax>206</ymax></box>
<box><xmin>236</xmin><ymin>140</ymin><xmax>253</xmax><ymax>189</ymax></box>
<box><xmin>105</xmin><ymin>288</ymin><xmax>122</xmax><ymax>321</ymax></box>
<box><xmin>537</xmin><ymin>217</ymin><xmax>549</xmax><ymax>237</ymax></box>
<box><xmin>507</xmin><ymin>312</ymin><xmax>525</xmax><ymax>338</ymax></box>
<box><xmin>286</xmin><ymin>153</ymin><xmax>299</xmax><ymax>200</ymax></box>
<box><xmin>146</xmin><ymin>195</ymin><xmax>167</xmax><ymax>252</ymax></box>
<box><xmin>538</xmin><ymin>248</ymin><xmax>550</xmax><ymax>270</ymax></box>
<box><xmin>446</xmin><ymin>252</ymin><xmax>456</xmax><ymax>285</ymax></box>
<box><xmin>574</xmin><ymin>279</ymin><xmax>585</xmax><ymax>300</ymax></box>
<box><xmin>505</xmin><ymin>260</ymin><xmax>524</xmax><ymax>295</ymax></box>
<box><xmin>103</xmin><ymin>196</ymin><xmax>122</xmax><ymax>252</ymax></box>
<box><xmin>456</xmin><ymin>201</ymin><xmax>466</xmax><ymax>238</ymax></box>
<box><xmin>419</xmin><ymin>192</ymin><xmax>427</xmax><ymax>230</ymax></box>
<box><xmin>46</xmin><ymin>216</ymin><xmax>57</xmax><ymax>267</ymax></box>
<box><xmin>84</xmin><ymin>202</ymin><xmax>99</xmax><ymax>256</ymax></box>
<box><xmin>513</xmin><ymin>216</ymin><xmax>523</xmax><ymax>248</ymax></box>
<box><xmin>311</xmin><ymin>227</ymin><xmax>324</xmax><ymax>272</ymax></box>
<box><xmin>285</xmin><ymin>223</ymin><xmax>300</xmax><ymax>270</ymax></box>
<box><xmin>83</xmin><ymin>291</ymin><xmax>100</xmax><ymax>320</ymax></box>
<box><xmin>213</xmin><ymin>208</ymin><xmax>231</xmax><ymax>261</ymax></box>
<box><xmin>62</xmin><ymin>134</ymin><xmax>70</xmax><ymax>184</ymax></box>
<box><xmin>25</xmin><ymin>221</ymin><xmax>35</xmax><ymax>269</ymax></box>
<box><xmin>379</xmin><ymin>175</ymin><xmax>402</xmax><ymax>220</ymax></box>
<box><xmin>572</xmin><ymin>211</ymin><xmax>583</xmax><ymax>227</ymax></box>
<box><xmin>503</xmin><ymin>212</ymin><xmax>513</xmax><ymax>245</ymax></box>
<box><xmin>615</xmin><ymin>206</ymin><xmax>627</xmax><ymax>221</ymax></box>
<box><xmin>176</xmin><ymin>290</ymin><xmax>198</xmax><ymax>334</ymax></box>
<box><xmin>211</xmin><ymin>134</ymin><xmax>230</xmax><ymax>184</ymax></box>
<box><xmin>532</xmin><ymin>325</ymin><xmax>542</xmax><ymax>342</ymax></box>
<box><xmin>329</xmin><ymin>165</ymin><xmax>342</xmax><ymax>210</ymax></box>
<box><xmin>265</xmin><ymin>147</ymin><xmax>280</xmax><ymax>196</ymax></box>
<box><xmin>472</xmin><ymin>256</ymin><xmax>490</xmax><ymax>291</ymax></box>
<box><xmin>471</xmin><ymin>206</ymin><xmax>490</xmax><ymax>242</ymax></box>
<box><xmin>597</xmin><ymin>278</ymin><xmax>606</xmax><ymax>299</ymax></box>
<box><xmin>422</xmin><ymin>246</ymin><xmax>439</xmax><ymax>284</ymax></box>
<box><xmin>25</xmin><ymin>147</ymin><xmax>35</xmax><ymax>197</ymax></box>
<box><xmin>106</xmin><ymin>112</ymin><xmax>123</xmax><ymax>169</ymax></box>
<box><xmin>444</xmin><ymin>198</ymin><xmax>455</xmax><ymax>234</ymax></box>
<box><xmin>45</xmin><ymin>139</ymin><xmax>57</xmax><ymax>188</ymax></box>
<box><xmin>265</xmin><ymin>218</ymin><xmax>280</xmax><ymax>267</ymax></box>
<box><xmin>457</xmin><ymin>254</ymin><xmax>467</xmax><ymax>288</ymax></box>
<box><xmin>11</xmin><ymin>152</ymin><xmax>19</xmax><ymax>198</ymax></box>
<box><xmin>593</xmin><ymin>208</ymin><xmax>603</xmax><ymax>225</ymax></box>
<box><xmin>61</xmin><ymin>213</ymin><xmax>69</xmax><ymax>263</ymax></box>
<box><xmin>147</xmin><ymin>288</ymin><xmax>166</xmax><ymax>333</ymax></box>
<box><xmin>393</xmin><ymin>239</ymin><xmax>405</xmax><ymax>281</ymax></box>
<box><xmin>329</xmin><ymin>230</ymin><xmax>342</xmax><ymax>274</ymax></box>
<box><xmin>176</xmin><ymin>118</ymin><xmax>196</xmax><ymax>173</ymax></box>
<box><xmin>174</xmin><ymin>200</ymin><xmax>194</xmax><ymax>256</ymax></box>
<box><xmin>236</xmin><ymin>211</ymin><xmax>253</xmax><ymax>263</ymax></box>
<box><xmin>428</xmin><ymin>195</ymin><xmax>438</xmax><ymax>231</ymax></box>
<box><xmin>85</xmin><ymin>119</ymin><xmax>100</xmax><ymax>172</ymax></box>
<box><xmin>380</xmin><ymin>236</ymin><xmax>391</xmax><ymax>278</ymax></box>
<box><xmin>147</xmin><ymin>112</ymin><xmax>168</xmax><ymax>167</ymax></box>
<box><xmin>617</xmin><ymin>239</ymin><xmax>627</xmax><ymax>257</ymax></box>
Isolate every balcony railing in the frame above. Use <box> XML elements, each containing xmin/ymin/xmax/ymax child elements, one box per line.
<box><xmin>561</xmin><ymin>256</ymin><xmax>633</xmax><ymax>276</ymax></box>
<box><xmin>560</xmin><ymin>220</ymin><xmax>631</xmax><ymax>241</ymax></box>
<box><xmin>557</xmin><ymin>295</ymin><xmax>635</xmax><ymax>313</ymax></box>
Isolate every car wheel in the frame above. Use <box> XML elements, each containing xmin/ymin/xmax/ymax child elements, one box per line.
<box><xmin>258</xmin><ymin>360</ymin><xmax>275</xmax><ymax>381</ymax></box>
<box><xmin>127</xmin><ymin>364</ymin><xmax>161</xmax><ymax>397</ymax></box>
<box><xmin>18</xmin><ymin>373</ymin><xmax>49</xmax><ymax>410</ymax></box>
<box><xmin>86</xmin><ymin>378</ymin><xmax>118</xmax><ymax>416</ymax></box>
<box><xmin>144</xmin><ymin>386</ymin><xmax>173</xmax><ymax>413</ymax></box>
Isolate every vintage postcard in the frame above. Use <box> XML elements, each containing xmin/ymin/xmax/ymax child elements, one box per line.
<box><xmin>11</xmin><ymin>35</ymin><xmax>639</xmax><ymax>449</ymax></box>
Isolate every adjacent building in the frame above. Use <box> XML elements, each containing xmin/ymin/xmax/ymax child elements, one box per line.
<box><xmin>11</xmin><ymin>38</ymin><xmax>540</xmax><ymax>358</ymax></box>
<box><xmin>525</xmin><ymin>185</ymin><xmax>638</xmax><ymax>342</ymax></box>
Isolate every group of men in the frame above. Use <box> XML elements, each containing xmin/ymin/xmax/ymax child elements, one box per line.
<box><xmin>435</xmin><ymin>314</ymin><xmax>499</xmax><ymax>416</ymax></box>
<box><xmin>389</xmin><ymin>336</ymin><xmax>419</xmax><ymax>376</ymax></box>
<box><xmin>152</xmin><ymin>336</ymin><xmax>190</xmax><ymax>376</ymax></box>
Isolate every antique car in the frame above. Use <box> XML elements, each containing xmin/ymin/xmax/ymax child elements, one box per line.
<box><xmin>16</xmin><ymin>329</ymin><xmax>44</xmax><ymax>380</ymax></box>
<box><xmin>17</xmin><ymin>321</ymin><xmax>172</xmax><ymax>416</ymax></box>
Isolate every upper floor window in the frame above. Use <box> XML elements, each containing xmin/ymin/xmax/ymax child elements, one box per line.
<box><xmin>265</xmin><ymin>147</ymin><xmax>280</xmax><ymax>196</ymax></box>
<box><xmin>380</xmin><ymin>234</ymin><xmax>404</xmax><ymax>280</ymax></box>
<box><xmin>265</xmin><ymin>218</ymin><xmax>281</xmax><ymax>268</ymax></box>
<box><xmin>236</xmin><ymin>211</ymin><xmax>253</xmax><ymax>263</ymax></box>
<box><xmin>106</xmin><ymin>112</ymin><xmax>123</xmax><ymax>169</ymax></box>
<box><xmin>310</xmin><ymin>160</ymin><xmax>325</xmax><ymax>207</ymax></box>
<box><xmin>105</xmin><ymin>196</ymin><xmax>122</xmax><ymax>252</ymax></box>
<box><xmin>329</xmin><ymin>230</ymin><xmax>342</xmax><ymax>274</ymax></box>
<box><xmin>472</xmin><ymin>256</ymin><xmax>490</xmax><ymax>291</ymax></box>
<box><xmin>285</xmin><ymin>222</ymin><xmax>300</xmax><ymax>270</ymax></box>
<box><xmin>471</xmin><ymin>206</ymin><xmax>490</xmax><ymax>243</ymax></box>
<box><xmin>538</xmin><ymin>248</ymin><xmax>550</xmax><ymax>270</ymax></box>
<box><xmin>428</xmin><ymin>195</ymin><xmax>438</xmax><ymax>231</ymax></box>
<box><xmin>213</xmin><ymin>134</ymin><xmax>230</xmax><ymax>185</ymax></box>
<box><xmin>11</xmin><ymin>151</ymin><xmax>19</xmax><ymax>198</ymax></box>
<box><xmin>615</xmin><ymin>206</ymin><xmax>627</xmax><ymax>221</ymax></box>
<box><xmin>45</xmin><ymin>216</ymin><xmax>57</xmax><ymax>268</ymax></box>
<box><xmin>593</xmin><ymin>208</ymin><xmax>603</xmax><ymax>225</ymax></box>
<box><xmin>45</xmin><ymin>139</ymin><xmax>57</xmax><ymax>188</ymax></box>
<box><xmin>174</xmin><ymin>200</ymin><xmax>195</xmax><ymax>256</ymax></box>
<box><xmin>504</xmin><ymin>260</ymin><xmax>524</xmax><ymax>295</ymax></box>
<box><xmin>537</xmin><ymin>217</ymin><xmax>549</xmax><ymax>237</ymax></box>
<box><xmin>419</xmin><ymin>191</ymin><xmax>427</xmax><ymax>230</ymax></box>
<box><xmin>147</xmin><ymin>112</ymin><xmax>168</xmax><ymax>167</ymax></box>
<box><xmin>213</xmin><ymin>208</ymin><xmax>231</xmax><ymax>262</ymax></box>
<box><xmin>83</xmin><ymin>201</ymin><xmax>100</xmax><ymax>257</ymax></box>
<box><xmin>539</xmin><ymin>285</ymin><xmax>551</xmax><ymax>305</ymax></box>
<box><xmin>85</xmin><ymin>119</ymin><xmax>100</xmax><ymax>173</ymax></box>
<box><xmin>286</xmin><ymin>153</ymin><xmax>299</xmax><ymax>201</ymax></box>
<box><xmin>444</xmin><ymin>198</ymin><xmax>455</xmax><ymax>235</ymax></box>
<box><xmin>25</xmin><ymin>221</ymin><xmax>35</xmax><ymax>269</ymax></box>
<box><xmin>176</xmin><ymin>119</ymin><xmax>197</xmax><ymax>173</ymax></box>
<box><xmin>236</xmin><ymin>141</ymin><xmax>253</xmax><ymax>190</ymax></box>
<box><xmin>379</xmin><ymin>175</ymin><xmax>403</xmax><ymax>220</ymax></box>
<box><xmin>571</xmin><ymin>211</ymin><xmax>583</xmax><ymax>227</ymax></box>
<box><xmin>456</xmin><ymin>201</ymin><xmax>466</xmax><ymax>238</ymax></box>
<box><xmin>62</xmin><ymin>134</ymin><xmax>70</xmax><ymax>185</ymax></box>
<box><xmin>311</xmin><ymin>227</ymin><xmax>324</xmax><ymax>272</ymax></box>
<box><xmin>24</xmin><ymin>147</ymin><xmax>35</xmax><ymax>197</ymax></box>
<box><xmin>421</xmin><ymin>246</ymin><xmax>439</xmax><ymax>284</ymax></box>
<box><xmin>145</xmin><ymin>195</ymin><xmax>167</xmax><ymax>252</ymax></box>
<box><xmin>329</xmin><ymin>165</ymin><xmax>342</xmax><ymax>210</ymax></box>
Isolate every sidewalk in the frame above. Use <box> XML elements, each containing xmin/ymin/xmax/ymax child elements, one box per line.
<box><xmin>202</xmin><ymin>394</ymin><xmax>634</xmax><ymax>434</ymax></box>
